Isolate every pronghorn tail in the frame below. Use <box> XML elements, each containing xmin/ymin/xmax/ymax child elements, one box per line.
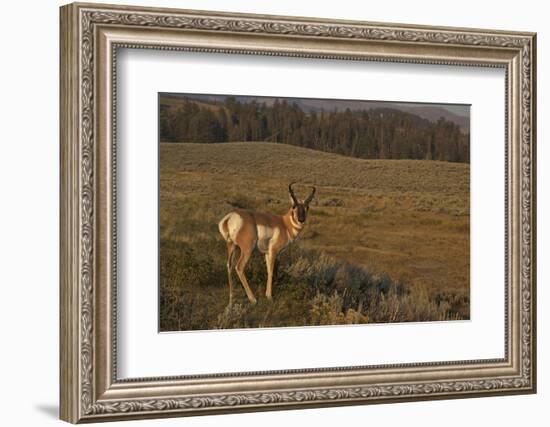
<box><xmin>218</xmin><ymin>213</ymin><xmax>233</xmax><ymax>243</ymax></box>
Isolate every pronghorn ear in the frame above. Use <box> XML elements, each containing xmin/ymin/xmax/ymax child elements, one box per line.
<box><xmin>288</xmin><ymin>195</ymin><xmax>296</xmax><ymax>207</ymax></box>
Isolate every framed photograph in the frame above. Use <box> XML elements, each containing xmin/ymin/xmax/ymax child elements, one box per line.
<box><xmin>60</xmin><ymin>2</ymin><xmax>537</xmax><ymax>423</ymax></box>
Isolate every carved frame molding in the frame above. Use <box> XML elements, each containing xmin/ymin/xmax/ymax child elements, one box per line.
<box><xmin>60</xmin><ymin>2</ymin><xmax>536</xmax><ymax>423</ymax></box>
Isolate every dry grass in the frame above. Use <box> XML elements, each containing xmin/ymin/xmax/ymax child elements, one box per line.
<box><xmin>159</xmin><ymin>142</ymin><xmax>469</xmax><ymax>331</ymax></box>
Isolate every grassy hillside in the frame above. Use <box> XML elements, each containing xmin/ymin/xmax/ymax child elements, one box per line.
<box><xmin>159</xmin><ymin>142</ymin><xmax>470</xmax><ymax>331</ymax></box>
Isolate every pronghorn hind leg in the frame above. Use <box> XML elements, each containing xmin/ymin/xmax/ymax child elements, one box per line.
<box><xmin>226</xmin><ymin>242</ymin><xmax>238</xmax><ymax>306</ymax></box>
<box><xmin>235</xmin><ymin>246</ymin><xmax>257</xmax><ymax>304</ymax></box>
<box><xmin>265</xmin><ymin>250</ymin><xmax>276</xmax><ymax>300</ymax></box>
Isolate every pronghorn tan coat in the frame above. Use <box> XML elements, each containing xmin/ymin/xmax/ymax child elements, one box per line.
<box><xmin>218</xmin><ymin>184</ymin><xmax>315</xmax><ymax>304</ymax></box>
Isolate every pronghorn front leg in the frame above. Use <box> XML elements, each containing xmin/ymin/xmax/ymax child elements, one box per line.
<box><xmin>265</xmin><ymin>249</ymin><xmax>277</xmax><ymax>300</ymax></box>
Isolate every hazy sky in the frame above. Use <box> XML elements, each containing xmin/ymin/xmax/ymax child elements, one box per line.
<box><xmin>163</xmin><ymin>92</ymin><xmax>470</xmax><ymax>119</ymax></box>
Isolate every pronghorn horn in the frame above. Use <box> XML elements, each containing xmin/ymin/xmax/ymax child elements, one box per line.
<box><xmin>305</xmin><ymin>186</ymin><xmax>316</xmax><ymax>205</ymax></box>
<box><xmin>288</xmin><ymin>182</ymin><xmax>299</xmax><ymax>206</ymax></box>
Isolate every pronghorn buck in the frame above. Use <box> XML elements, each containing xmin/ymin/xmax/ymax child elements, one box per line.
<box><xmin>218</xmin><ymin>183</ymin><xmax>316</xmax><ymax>304</ymax></box>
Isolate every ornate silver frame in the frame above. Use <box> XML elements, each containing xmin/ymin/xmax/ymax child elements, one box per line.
<box><xmin>60</xmin><ymin>2</ymin><xmax>537</xmax><ymax>423</ymax></box>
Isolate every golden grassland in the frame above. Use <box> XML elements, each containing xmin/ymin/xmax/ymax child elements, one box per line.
<box><xmin>159</xmin><ymin>142</ymin><xmax>470</xmax><ymax>331</ymax></box>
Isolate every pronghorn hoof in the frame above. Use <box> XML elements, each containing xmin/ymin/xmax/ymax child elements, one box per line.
<box><xmin>266</xmin><ymin>295</ymin><xmax>273</xmax><ymax>301</ymax></box>
<box><xmin>249</xmin><ymin>298</ymin><xmax>257</xmax><ymax>305</ymax></box>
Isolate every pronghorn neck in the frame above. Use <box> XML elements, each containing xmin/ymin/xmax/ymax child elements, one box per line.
<box><xmin>283</xmin><ymin>209</ymin><xmax>304</xmax><ymax>240</ymax></box>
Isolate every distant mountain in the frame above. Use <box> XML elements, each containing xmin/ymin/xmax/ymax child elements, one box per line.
<box><xmin>390</xmin><ymin>105</ymin><xmax>470</xmax><ymax>132</ymax></box>
<box><xmin>288</xmin><ymin>100</ymin><xmax>469</xmax><ymax>132</ymax></box>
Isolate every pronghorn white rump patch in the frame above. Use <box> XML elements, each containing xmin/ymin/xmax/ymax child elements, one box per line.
<box><xmin>227</xmin><ymin>213</ymin><xmax>244</xmax><ymax>242</ymax></box>
<box><xmin>218</xmin><ymin>212</ymin><xmax>243</xmax><ymax>243</ymax></box>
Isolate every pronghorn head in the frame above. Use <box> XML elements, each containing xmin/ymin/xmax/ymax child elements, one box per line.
<box><xmin>288</xmin><ymin>182</ymin><xmax>316</xmax><ymax>225</ymax></box>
